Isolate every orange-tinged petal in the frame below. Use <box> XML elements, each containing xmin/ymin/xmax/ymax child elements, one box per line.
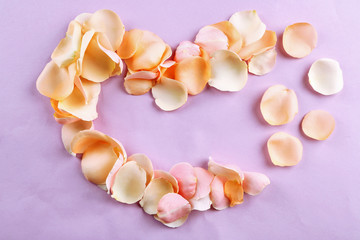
<box><xmin>283</xmin><ymin>22</ymin><xmax>317</xmax><ymax>58</ymax></box>
<box><xmin>124</xmin><ymin>71</ymin><xmax>157</xmax><ymax>95</ymax></box>
<box><xmin>154</xmin><ymin>170</ymin><xmax>179</xmax><ymax>193</ymax></box>
<box><xmin>50</xmin><ymin>99</ymin><xmax>79</xmax><ymax>124</ymax></box>
<box><xmin>212</xmin><ymin>21</ymin><xmax>243</xmax><ymax>53</ymax></box>
<box><xmin>117</xmin><ymin>29</ymin><xmax>143</xmax><ymax>59</ymax></box>
<box><xmin>238</xmin><ymin>30</ymin><xmax>277</xmax><ymax>60</ymax></box>
<box><xmin>210</xmin><ymin>176</ymin><xmax>230</xmax><ymax>210</ymax></box>
<box><xmin>260</xmin><ymin>85</ymin><xmax>298</xmax><ymax>125</ymax></box>
<box><xmin>127</xmin><ymin>153</ymin><xmax>153</xmax><ymax>185</ymax></box>
<box><xmin>36</xmin><ymin>61</ymin><xmax>74</xmax><ymax>100</ymax></box>
<box><xmin>97</xmin><ymin>33</ymin><xmax>121</xmax><ymax>64</ymax></box>
<box><xmin>208</xmin><ymin>157</ymin><xmax>243</xmax><ymax>183</ymax></box>
<box><xmin>208</xmin><ymin>50</ymin><xmax>248</xmax><ymax>91</ymax></box>
<box><xmin>248</xmin><ymin>48</ymin><xmax>277</xmax><ymax>75</ymax></box>
<box><xmin>302</xmin><ymin>110</ymin><xmax>335</xmax><ymax>140</ymax></box>
<box><xmin>152</xmin><ymin>77</ymin><xmax>188</xmax><ymax>111</ymax></box>
<box><xmin>157</xmin><ymin>193</ymin><xmax>191</xmax><ymax>224</ymax></box>
<box><xmin>61</xmin><ymin>120</ymin><xmax>93</xmax><ymax>155</ymax></box>
<box><xmin>267</xmin><ymin>132</ymin><xmax>303</xmax><ymax>167</ymax></box>
<box><xmin>169</xmin><ymin>162</ymin><xmax>197</xmax><ymax>200</ymax></box>
<box><xmin>243</xmin><ymin>172</ymin><xmax>270</xmax><ymax>196</ymax></box>
<box><xmin>195</xmin><ymin>25</ymin><xmax>228</xmax><ymax>56</ymax></box>
<box><xmin>224</xmin><ymin>180</ymin><xmax>244</xmax><ymax>207</ymax></box>
<box><xmin>174</xmin><ymin>41</ymin><xmax>201</xmax><ymax>62</ymax></box>
<box><xmin>175</xmin><ymin>56</ymin><xmax>210</xmax><ymax>95</ymax></box>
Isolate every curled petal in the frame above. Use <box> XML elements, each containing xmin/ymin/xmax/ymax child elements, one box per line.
<box><xmin>117</xmin><ymin>29</ymin><xmax>143</xmax><ymax>59</ymax></box>
<box><xmin>208</xmin><ymin>157</ymin><xmax>243</xmax><ymax>183</ymax></box>
<box><xmin>97</xmin><ymin>33</ymin><xmax>121</xmax><ymax>64</ymax></box>
<box><xmin>169</xmin><ymin>162</ymin><xmax>197</xmax><ymax>200</ymax></box>
<box><xmin>267</xmin><ymin>132</ymin><xmax>303</xmax><ymax>167</ymax></box>
<box><xmin>156</xmin><ymin>193</ymin><xmax>191</xmax><ymax>226</ymax></box>
<box><xmin>195</xmin><ymin>25</ymin><xmax>228</xmax><ymax>56</ymax></box>
<box><xmin>212</xmin><ymin>21</ymin><xmax>243</xmax><ymax>53</ymax></box>
<box><xmin>224</xmin><ymin>180</ymin><xmax>244</xmax><ymax>207</ymax></box>
<box><xmin>260</xmin><ymin>85</ymin><xmax>298</xmax><ymax>125</ymax></box>
<box><xmin>229</xmin><ymin>10</ymin><xmax>266</xmax><ymax>46</ymax></box>
<box><xmin>248</xmin><ymin>48</ymin><xmax>277</xmax><ymax>75</ymax></box>
<box><xmin>238</xmin><ymin>30</ymin><xmax>277</xmax><ymax>60</ymax></box>
<box><xmin>208</xmin><ymin>50</ymin><xmax>248</xmax><ymax>92</ymax></box>
<box><xmin>189</xmin><ymin>194</ymin><xmax>212</xmax><ymax>211</ymax></box>
<box><xmin>152</xmin><ymin>77</ymin><xmax>188</xmax><ymax>111</ymax></box>
<box><xmin>111</xmin><ymin>161</ymin><xmax>147</xmax><ymax>204</ymax></box>
<box><xmin>174</xmin><ymin>41</ymin><xmax>201</xmax><ymax>62</ymax></box>
<box><xmin>50</xmin><ymin>99</ymin><xmax>79</xmax><ymax>124</ymax></box>
<box><xmin>154</xmin><ymin>170</ymin><xmax>179</xmax><ymax>193</ymax></box>
<box><xmin>283</xmin><ymin>22</ymin><xmax>317</xmax><ymax>58</ymax></box>
<box><xmin>308</xmin><ymin>58</ymin><xmax>343</xmax><ymax>95</ymax></box>
<box><xmin>210</xmin><ymin>176</ymin><xmax>230</xmax><ymax>210</ymax></box>
<box><xmin>192</xmin><ymin>167</ymin><xmax>214</xmax><ymax>200</ymax></box>
<box><xmin>61</xmin><ymin>120</ymin><xmax>93</xmax><ymax>155</ymax></box>
<box><xmin>155</xmin><ymin>215</ymin><xmax>189</xmax><ymax>228</ymax></box>
<box><xmin>36</xmin><ymin>61</ymin><xmax>74</xmax><ymax>100</ymax></box>
<box><xmin>124</xmin><ymin>71</ymin><xmax>157</xmax><ymax>95</ymax></box>
<box><xmin>127</xmin><ymin>153</ymin><xmax>153</xmax><ymax>185</ymax></box>
<box><xmin>302</xmin><ymin>110</ymin><xmax>335</xmax><ymax>140</ymax></box>
<box><xmin>243</xmin><ymin>172</ymin><xmax>270</xmax><ymax>196</ymax></box>
<box><xmin>175</xmin><ymin>56</ymin><xmax>210</xmax><ymax>95</ymax></box>
<box><xmin>74</xmin><ymin>13</ymin><xmax>92</xmax><ymax>25</ymax></box>
<box><xmin>105</xmin><ymin>157</ymin><xmax>124</xmax><ymax>194</ymax></box>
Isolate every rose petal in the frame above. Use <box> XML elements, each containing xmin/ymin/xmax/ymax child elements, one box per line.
<box><xmin>154</xmin><ymin>170</ymin><xmax>179</xmax><ymax>193</ymax></box>
<box><xmin>189</xmin><ymin>194</ymin><xmax>212</xmax><ymax>211</ymax></box>
<box><xmin>111</xmin><ymin>161</ymin><xmax>147</xmax><ymax>204</ymax></box>
<box><xmin>267</xmin><ymin>132</ymin><xmax>303</xmax><ymax>167</ymax></box>
<box><xmin>260</xmin><ymin>84</ymin><xmax>298</xmax><ymax>125</ymax></box>
<box><xmin>208</xmin><ymin>157</ymin><xmax>243</xmax><ymax>183</ymax></box>
<box><xmin>210</xmin><ymin>176</ymin><xmax>230</xmax><ymax>210</ymax></box>
<box><xmin>238</xmin><ymin>30</ymin><xmax>277</xmax><ymax>61</ymax></box>
<box><xmin>117</xmin><ymin>29</ymin><xmax>143</xmax><ymax>59</ymax></box>
<box><xmin>302</xmin><ymin>110</ymin><xmax>335</xmax><ymax>140</ymax></box>
<box><xmin>283</xmin><ymin>22</ymin><xmax>317</xmax><ymax>58</ymax></box>
<box><xmin>61</xmin><ymin>120</ymin><xmax>93</xmax><ymax>155</ymax></box>
<box><xmin>229</xmin><ymin>10</ymin><xmax>266</xmax><ymax>46</ymax></box>
<box><xmin>308</xmin><ymin>58</ymin><xmax>343</xmax><ymax>95</ymax></box>
<box><xmin>124</xmin><ymin>71</ymin><xmax>158</xmax><ymax>95</ymax></box>
<box><xmin>169</xmin><ymin>162</ymin><xmax>197</xmax><ymax>200</ymax></box>
<box><xmin>152</xmin><ymin>77</ymin><xmax>188</xmax><ymax>111</ymax></box>
<box><xmin>224</xmin><ymin>180</ymin><xmax>244</xmax><ymax>207</ymax></box>
<box><xmin>243</xmin><ymin>172</ymin><xmax>270</xmax><ymax>196</ymax></box>
<box><xmin>127</xmin><ymin>153</ymin><xmax>153</xmax><ymax>185</ymax></box>
<box><xmin>175</xmin><ymin>56</ymin><xmax>210</xmax><ymax>95</ymax></box>
<box><xmin>194</xmin><ymin>25</ymin><xmax>229</xmax><ymax>56</ymax></box>
<box><xmin>105</xmin><ymin>157</ymin><xmax>124</xmax><ymax>194</ymax></box>
<box><xmin>248</xmin><ymin>48</ymin><xmax>277</xmax><ymax>75</ymax></box>
<box><xmin>50</xmin><ymin>99</ymin><xmax>78</xmax><ymax>124</ymax></box>
<box><xmin>74</xmin><ymin>13</ymin><xmax>92</xmax><ymax>25</ymax></box>
<box><xmin>36</xmin><ymin>61</ymin><xmax>74</xmax><ymax>100</ymax></box>
<box><xmin>140</xmin><ymin>178</ymin><xmax>174</xmax><ymax>215</ymax></box>
<box><xmin>212</xmin><ymin>21</ymin><xmax>243</xmax><ymax>53</ymax></box>
<box><xmin>174</xmin><ymin>41</ymin><xmax>201</xmax><ymax>62</ymax></box>
<box><xmin>97</xmin><ymin>33</ymin><xmax>121</xmax><ymax>64</ymax></box>
<box><xmin>208</xmin><ymin>50</ymin><xmax>248</xmax><ymax>92</ymax></box>
<box><xmin>154</xmin><ymin>215</ymin><xmax>189</xmax><ymax>228</ymax></box>
<box><xmin>156</xmin><ymin>193</ymin><xmax>191</xmax><ymax>224</ymax></box>
<box><xmin>192</xmin><ymin>167</ymin><xmax>214</xmax><ymax>200</ymax></box>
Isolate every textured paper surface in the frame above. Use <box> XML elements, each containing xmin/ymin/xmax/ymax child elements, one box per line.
<box><xmin>0</xmin><ymin>0</ymin><xmax>359</xmax><ymax>239</ymax></box>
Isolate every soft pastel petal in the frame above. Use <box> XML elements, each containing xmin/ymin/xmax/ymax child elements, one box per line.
<box><xmin>152</xmin><ymin>77</ymin><xmax>188</xmax><ymax>111</ymax></box>
<box><xmin>260</xmin><ymin>85</ymin><xmax>298</xmax><ymax>125</ymax></box>
<box><xmin>50</xmin><ymin>99</ymin><xmax>78</xmax><ymax>124</ymax></box>
<box><xmin>302</xmin><ymin>110</ymin><xmax>335</xmax><ymax>140</ymax></box>
<box><xmin>124</xmin><ymin>71</ymin><xmax>157</xmax><ymax>95</ymax></box>
<box><xmin>36</xmin><ymin>61</ymin><xmax>74</xmax><ymax>100</ymax></box>
<box><xmin>192</xmin><ymin>167</ymin><xmax>214</xmax><ymax>200</ymax></box>
<box><xmin>267</xmin><ymin>132</ymin><xmax>303</xmax><ymax>167</ymax></box>
<box><xmin>61</xmin><ymin>120</ymin><xmax>93</xmax><ymax>155</ymax></box>
<box><xmin>189</xmin><ymin>194</ymin><xmax>212</xmax><ymax>211</ymax></box>
<box><xmin>154</xmin><ymin>214</ymin><xmax>189</xmax><ymax>228</ymax></box>
<box><xmin>211</xmin><ymin>21</ymin><xmax>243</xmax><ymax>53</ymax></box>
<box><xmin>157</xmin><ymin>193</ymin><xmax>191</xmax><ymax>224</ymax></box>
<box><xmin>105</xmin><ymin>157</ymin><xmax>124</xmax><ymax>194</ymax></box>
<box><xmin>97</xmin><ymin>33</ymin><xmax>122</xmax><ymax>64</ymax></box>
<box><xmin>243</xmin><ymin>172</ymin><xmax>270</xmax><ymax>196</ymax></box>
<box><xmin>238</xmin><ymin>30</ymin><xmax>277</xmax><ymax>61</ymax></box>
<box><xmin>224</xmin><ymin>180</ymin><xmax>244</xmax><ymax>207</ymax></box>
<box><xmin>111</xmin><ymin>161</ymin><xmax>147</xmax><ymax>204</ymax></box>
<box><xmin>208</xmin><ymin>157</ymin><xmax>243</xmax><ymax>183</ymax></box>
<box><xmin>308</xmin><ymin>58</ymin><xmax>343</xmax><ymax>95</ymax></box>
<box><xmin>127</xmin><ymin>153</ymin><xmax>154</xmax><ymax>185</ymax></box>
<box><xmin>283</xmin><ymin>22</ymin><xmax>317</xmax><ymax>58</ymax></box>
<box><xmin>117</xmin><ymin>29</ymin><xmax>143</xmax><ymax>59</ymax></box>
<box><xmin>194</xmin><ymin>25</ymin><xmax>228</xmax><ymax>56</ymax></box>
<box><xmin>154</xmin><ymin>170</ymin><xmax>179</xmax><ymax>193</ymax></box>
<box><xmin>208</xmin><ymin>50</ymin><xmax>248</xmax><ymax>92</ymax></box>
<box><xmin>248</xmin><ymin>48</ymin><xmax>277</xmax><ymax>75</ymax></box>
<box><xmin>229</xmin><ymin>10</ymin><xmax>266</xmax><ymax>46</ymax></box>
<box><xmin>174</xmin><ymin>41</ymin><xmax>201</xmax><ymax>62</ymax></box>
<box><xmin>169</xmin><ymin>162</ymin><xmax>197</xmax><ymax>200</ymax></box>
<box><xmin>210</xmin><ymin>176</ymin><xmax>230</xmax><ymax>210</ymax></box>
<box><xmin>74</xmin><ymin>13</ymin><xmax>92</xmax><ymax>25</ymax></box>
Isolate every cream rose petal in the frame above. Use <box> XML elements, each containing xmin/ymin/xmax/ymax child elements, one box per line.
<box><xmin>210</xmin><ymin>176</ymin><xmax>230</xmax><ymax>210</ymax></box>
<box><xmin>74</xmin><ymin>13</ymin><xmax>92</xmax><ymax>25</ymax></box>
<box><xmin>152</xmin><ymin>77</ymin><xmax>188</xmax><ymax>111</ymax></box>
<box><xmin>208</xmin><ymin>157</ymin><xmax>243</xmax><ymax>183</ymax></box>
<box><xmin>267</xmin><ymin>132</ymin><xmax>303</xmax><ymax>167</ymax></box>
<box><xmin>302</xmin><ymin>110</ymin><xmax>335</xmax><ymax>140</ymax></box>
<box><xmin>189</xmin><ymin>167</ymin><xmax>214</xmax><ymax>211</ymax></box>
<box><xmin>127</xmin><ymin>153</ymin><xmax>154</xmax><ymax>185</ymax></box>
<box><xmin>124</xmin><ymin>71</ymin><xmax>157</xmax><ymax>95</ymax></box>
<box><xmin>169</xmin><ymin>162</ymin><xmax>197</xmax><ymax>200</ymax></box>
<box><xmin>174</xmin><ymin>41</ymin><xmax>201</xmax><ymax>62</ymax></box>
<box><xmin>195</xmin><ymin>25</ymin><xmax>229</xmax><ymax>56</ymax></box>
<box><xmin>156</xmin><ymin>193</ymin><xmax>191</xmax><ymax>226</ymax></box>
<box><xmin>208</xmin><ymin>50</ymin><xmax>248</xmax><ymax>92</ymax></box>
<box><xmin>308</xmin><ymin>58</ymin><xmax>343</xmax><ymax>95</ymax></box>
<box><xmin>61</xmin><ymin>120</ymin><xmax>93</xmax><ymax>155</ymax></box>
<box><xmin>243</xmin><ymin>172</ymin><xmax>270</xmax><ymax>196</ymax></box>
<box><xmin>189</xmin><ymin>195</ymin><xmax>212</xmax><ymax>211</ymax></box>
<box><xmin>260</xmin><ymin>84</ymin><xmax>299</xmax><ymax>125</ymax></box>
<box><xmin>97</xmin><ymin>34</ymin><xmax>122</xmax><ymax>64</ymax></box>
<box><xmin>248</xmin><ymin>48</ymin><xmax>277</xmax><ymax>75</ymax></box>
<box><xmin>154</xmin><ymin>170</ymin><xmax>179</xmax><ymax>193</ymax></box>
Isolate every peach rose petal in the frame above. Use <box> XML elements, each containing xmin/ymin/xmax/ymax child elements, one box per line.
<box><xmin>308</xmin><ymin>58</ymin><xmax>344</xmax><ymax>95</ymax></box>
<box><xmin>169</xmin><ymin>162</ymin><xmax>197</xmax><ymax>200</ymax></box>
<box><xmin>111</xmin><ymin>161</ymin><xmax>147</xmax><ymax>204</ymax></box>
<box><xmin>208</xmin><ymin>50</ymin><xmax>248</xmax><ymax>92</ymax></box>
<box><xmin>152</xmin><ymin>77</ymin><xmax>188</xmax><ymax>111</ymax></box>
<box><xmin>267</xmin><ymin>132</ymin><xmax>303</xmax><ymax>167</ymax></box>
<box><xmin>117</xmin><ymin>29</ymin><xmax>143</xmax><ymax>59</ymax></box>
<box><xmin>124</xmin><ymin>71</ymin><xmax>157</xmax><ymax>95</ymax></box>
<box><xmin>248</xmin><ymin>48</ymin><xmax>277</xmax><ymax>75</ymax></box>
<box><xmin>210</xmin><ymin>176</ymin><xmax>230</xmax><ymax>210</ymax></box>
<box><xmin>127</xmin><ymin>153</ymin><xmax>154</xmax><ymax>185</ymax></box>
<box><xmin>229</xmin><ymin>10</ymin><xmax>266</xmax><ymax>46</ymax></box>
<box><xmin>238</xmin><ymin>30</ymin><xmax>277</xmax><ymax>61</ymax></box>
<box><xmin>105</xmin><ymin>157</ymin><xmax>125</xmax><ymax>194</ymax></box>
<box><xmin>260</xmin><ymin>85</ymin><xmax>298</xmax><ymax>125</ymax></box>
<box><xmin>96</xmin><ymin>34</ymin><xmax>122</xmax><ymax>64</ymax></box>
<box><xmin>85</xmin><ymin>9</ymin><xmax>125</xmax><ymax>51</ymax></box>
<box><xmin>140</xmin><ymin>178</ymin><xmax>174</xmax><ymax>215</ymax></box>
<box><xmin>61</xmin><ymin>120</ymin><xmax>93</xmax><ymax>155</ymax></box>
<box><xmin>50</xmin><ymin>99</ymin><xmax>79</xmax><ymax>124</ymax></box>
<box><xmin>36</xmin><ymin>61</ymin><xmax>74</xmax><ymax>100</ymax></box>
<box><xmin>283</xmin><ymin>22</ymin><xmax>317</xmax><ymax>58</ymax></box>
<box><xmin>194</xmin><ymin>25</ymin><xmax>229</xmax><ymax>56</ymax></box>
<box><xmin>154</xmin><ymin>170</ymin><xmax>179</xmax><ymax>193</ymax></box>
<box><xmin>74</xmin><ymin>13</ymin><xmax>92</xmax><ymax>25</ymax></box>
<box><xmin>224</xmin><ymin>180</ymin><xmax>244</xmax><ymax>207</ymax></box>
<box><xmin>302</xmin><ymin>110</ymin><xmax>335</xmax><ymax>140</ymax></box>
<box><xmin>243</xmin><ymin>172</ymin><xmax>270</xmax><ymax>196</ymax></box>
<box><xmin>156</xmin><ymin>193</ymin><xmax>191</xmax><ymax>226</ymax></box>
<box><xmin>208</xmin><ymin>157</ymin><xmax>243</xmax><ymax>183</ymax></box>
<box><xmin>212</xmin><ymin>21</ymin><xmax>243</xmax><ymax>53</ymax></box>
<box><xmin>174</xmin><ymin>41</ymin><xmax>201</xmax><ymax>62</ymax></box>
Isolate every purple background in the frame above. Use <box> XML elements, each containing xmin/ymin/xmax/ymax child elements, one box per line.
<box><xmin>1</xmin><ymin>0</ymin><xmax>359</xmax><ymax>239</ymax></box>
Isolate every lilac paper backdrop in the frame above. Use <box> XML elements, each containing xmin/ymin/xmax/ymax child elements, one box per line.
<box><xmin>1</xmin><ymin>0</ymin><xmax>359</xmax><ymax>239</ymax></box>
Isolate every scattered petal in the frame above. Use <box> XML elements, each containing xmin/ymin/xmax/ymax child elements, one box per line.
<box><xmin>238</xmin><ymin>30</ymin><xmax>277</xmax><ymax>60</ymax></box>
<box><xmin>248</xmin><ymin>48</ymin><xmax>277</xmax><ymax>75</ymax></box>
<box><xmin>189</xmin><ymin>194</ymin><xmax>212</xmax><ymax>211</ymax></box>
<box><xmin>308</xmin><ymin>58</ymin><xmax>343</xmax><ymax>95</ymax></box>
<box><xmin>169</xmin><ymin>162</ymin><xmax>197</xmax><ymax>200</ymax></box>
<box><xmin>243</xmin><ymin>172</ymin><xmax>270</xmax><ymax>196</ymax></box>
<box><xmin>283</xmin><ymin>22</ymin><xmax>317</xmax><ymax>58</ymax></box>
<box><xmin>267</xmin><ymin>132</ymin><xmax>303</xmax><ymax>167</ymax></box>
<box><xmin>156</xmin><ymin>193</ymin><xmax>191</xmax><ymax>226</ymax></box>
<box><xmin>195</xmin><ymin>25</ymin><xmax>228</xmax><ymax>56</ymax></box>
<box><xmin>260</xmin><ymin>85</ymin><xmax>298</xmax><ymax>125</ymax></box>
<box><xmin>208</xmin><ymin>157</ymin><xmax>243</xmax><ymax>183</ymax></box>
<box><xmin>302</xmin><ymin>110</ymin><xmax>335</xmax><ymax>140</ymax></box>
<box><xmin>210</xmin><ymin>176</ymin><xmax>230</xmax><ymax>210</ymax></box>
<box><xmin>192</xmin><ymin>167</ymin><xmax>214</xmax><ymax>200</ymax></box>
<box><xmin>124</xmin><ymin>71</ymin><xmax>157</xmax><ymax>95</ymax></box>
<box><xmin>208</xmin><ymin>50</ymin><xmax>248</xmax><ymax>92</ymax></box>
<box><xmin>154</xmin><ymin>170</ymin><xmax>179</xmax><ymax>193</ymax></box>
<box><xmin>174</xmin><ymin>41</ymin><xmax>201</xmax><ymax>62</ymax></box>
<box><xmin>211</xmin><ymin>21</ymin><xmax>243</xmax><ymax>53</ymax></box>
<box><xmin>127</xmin><ymin>153</ymin><xmax>153</xmax><ymax>185</ymax></box>
<box><xmin>224</xmin><ymin>180</ymin><xmax>244</xmax><ymax>207</ymax></box>
<box><xmin>61</xmin><ymin>120</ymin><xmax>93</xmax><ymax>155</ymax></box>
